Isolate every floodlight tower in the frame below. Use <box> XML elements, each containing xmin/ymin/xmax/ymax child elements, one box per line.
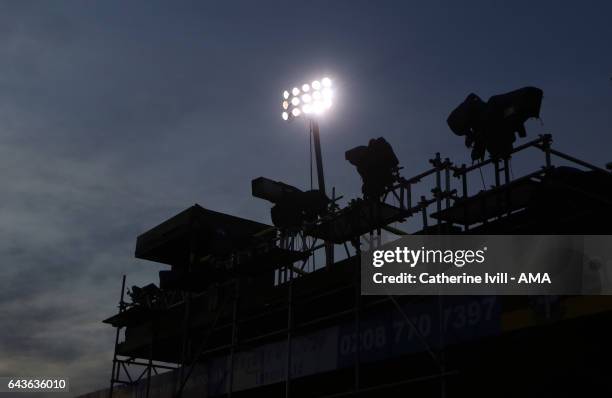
<box><xmin>282</xmin><ymin>77</ymin><xmax>334</xmax><ymax>265</ymax></box>
<box><xmin>282</xmin><ymin>77</ymin><xmax>333</xmax><ymax>195</ymax></box>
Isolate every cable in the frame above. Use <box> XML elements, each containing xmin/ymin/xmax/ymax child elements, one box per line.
<box><xmin>478</xmin><ymin>167</ymin><xmax>486</xmax><ymax>189</ymax></box>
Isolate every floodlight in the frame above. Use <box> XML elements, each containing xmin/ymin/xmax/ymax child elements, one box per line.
<box><xmin>278</xmin><ymin>74</ymin><xmax>335</xmax><ymax>264</ymax></box>
<box><xmin>280</xmin><ymin>76</ymin><xmax>333</xmax><ymax>121</ymax></box>
<box><xmin>312</xmin><ymin>102</ymin><xmax>324</xmax><ymax>114</ymax></box>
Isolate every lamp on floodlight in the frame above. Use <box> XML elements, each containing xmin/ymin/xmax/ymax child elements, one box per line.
<box><xmin>281</xmin><ymin>77</ymin><xmax>333</xmax><ymax>196</ymax></box>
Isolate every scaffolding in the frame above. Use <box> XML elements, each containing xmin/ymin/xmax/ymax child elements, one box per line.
<box><xmin>106</xmin><ymin>133</ymin><xmax>612</xmax><ymax>398</ymax></box>
<box><xmin>108</xmin><ymin>275</ymin><xmax>181</xmax><ymax>398</ymax></box>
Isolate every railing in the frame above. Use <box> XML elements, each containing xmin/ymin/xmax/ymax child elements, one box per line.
<box><xmin>451</xmin><ymin>134</ymin><xmax>609</xmax><ymax>196</ymax></box>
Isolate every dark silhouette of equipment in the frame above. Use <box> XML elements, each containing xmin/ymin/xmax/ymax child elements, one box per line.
<box><xmin>128</xmin><ymin>284</ymin><xmax>161</xmax><ymax>308</ymax></box>
<box><xmin>252</xmin><ymin>177</ymin><xmax>330</xmax><ymax>230</ymax></box>
<box><xmin>345</xmin><ymin>137</ymin><xmax>400</xmax><ymax>200</ymax></box>
<box><xmin>447</xmin><ymin>86</ymin><xmax>543</xmax><ymax>161</ymax></box>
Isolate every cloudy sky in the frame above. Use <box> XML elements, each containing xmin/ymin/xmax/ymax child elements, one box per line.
<box><xmin>0</xmin><ymin>1</ymin><xmax>611</xmax><ymax>396</ymax></box>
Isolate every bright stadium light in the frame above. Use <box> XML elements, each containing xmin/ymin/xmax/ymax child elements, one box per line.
<box><xmin>279</xmin><ymin>75</ymin><xmax>335</xmax><ymax>266</ymax></box>
<box><xmin>279</xmin><ymin>75</ymin><xmax>335</xmax><ymax>191</ymax></box>
<box><xmin>281</xmin><ymin>76</ymin><xmax>333</xmax><ymax>122</ymax></box>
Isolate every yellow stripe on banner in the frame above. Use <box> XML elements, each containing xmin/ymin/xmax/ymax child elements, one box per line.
<box><xmin>502</xmin><ymin>296</ymin><xmax>612</xmax><ymax>332</ymax></box>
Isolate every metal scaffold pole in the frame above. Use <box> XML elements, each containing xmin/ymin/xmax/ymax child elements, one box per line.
<box><xmin>285</xmin><ymin>269</ymin><xmax>294</xmax><ymax>398</ymax></box>
<box><xmin>109</xmin><ymin>274</ymin><xmax>126</xmax><ymax>398</ymax></box>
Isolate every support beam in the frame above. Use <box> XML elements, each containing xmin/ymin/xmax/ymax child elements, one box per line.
<box><xmin>311</xmin><ymin>119</ymin><xmax>334</xmax><ymax>266</ymax></box>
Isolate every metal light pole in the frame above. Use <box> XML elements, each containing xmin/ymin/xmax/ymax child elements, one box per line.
<box><xmin>310</xmin><ymin>118</ymin><xmax>334</xmax><ymax>266</ymax></box>
<box><xmin>310</xmin><ymin>119</ymin><xmax>326</xmax><ymax>195</ymax></box>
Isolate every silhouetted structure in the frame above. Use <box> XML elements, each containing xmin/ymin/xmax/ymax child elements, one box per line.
<box><xmin>345</xmin><ymin>137</ymin><xmax>400</xmax><ymax>200</ymax></box>
<box><xmin>252</xmin><ymin>177</ymin><xmax>330</xmax><ymax>232</ymax></box>
<box><xmin>100</xmin><ymin>94</ymin><xmax>612</xmax><ymax>398</ymax></box>
<box><xmin>447</xmin><ymin>87</ymin><xmax>543</xmax><ymax>161</ymax></box>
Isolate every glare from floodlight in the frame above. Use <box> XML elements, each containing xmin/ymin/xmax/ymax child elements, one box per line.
<box><xmin>281</xmin><ymin>76</ymin><xmax>334</xmax><ymax>121</ymax></box>
<box><xmin>312</xmin><ymin>102</ymin><xmax>324</xmax><ymax>114</ymax></box>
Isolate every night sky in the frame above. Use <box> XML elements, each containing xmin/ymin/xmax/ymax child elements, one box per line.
<box><xmin>1</xmin><ymin>1</ymin><xmax>611</xmax><ymax>396</ymax></box>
